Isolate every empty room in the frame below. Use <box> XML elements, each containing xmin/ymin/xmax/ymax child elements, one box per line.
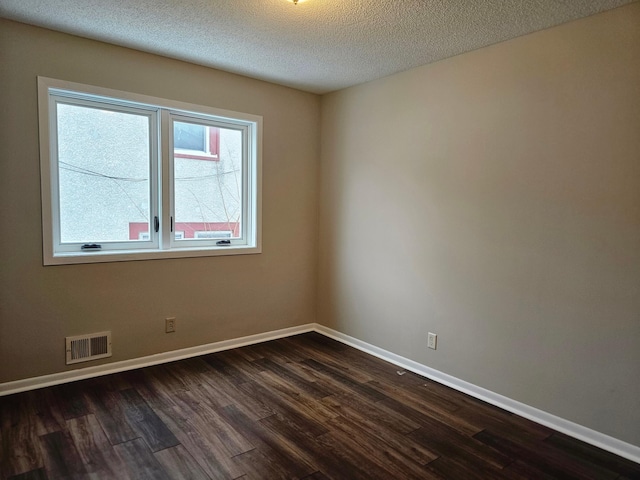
<box><xmin>0</xmin><ymin>1</ymin><xmax>639</xmax><ymax>478</ymax></box>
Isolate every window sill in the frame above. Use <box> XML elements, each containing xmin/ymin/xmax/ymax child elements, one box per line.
<box><xmin>44</xmin><ymin>244</ymin><xmax>261</xmax><ymax>266</ymax></box>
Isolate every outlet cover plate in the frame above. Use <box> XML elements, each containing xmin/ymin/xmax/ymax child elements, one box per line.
<box><xmin>165</xmin><ymin>317</ymin><xmax>176</xmax><ymax>333</ymax></box>
<box><xmin>428</xmin><ymin>332</ymin><xmax>437</xmax><ymax>350</ymax></box>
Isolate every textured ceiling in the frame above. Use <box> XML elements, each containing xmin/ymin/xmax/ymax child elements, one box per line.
<box><xmin>0</xmin><ymin>0</ymin><xmax>636</xmax><ymax>93</ymax></box>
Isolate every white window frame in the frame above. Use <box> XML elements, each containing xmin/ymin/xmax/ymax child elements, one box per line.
<box><xmin>38</xmin><ymin>77</ymin><xmax>262</xmax><ymax>265</ymax></box>
<box><xmin>167</xmin><ymin>112</ymin><xmax>250</xmax><ymax>249</ymax></box>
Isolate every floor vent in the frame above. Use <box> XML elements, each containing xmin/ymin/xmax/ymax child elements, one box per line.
<box><xmin>65</xmin><ymin>331</ymin><xmax>112</xmax><ymax>365</ymax></box>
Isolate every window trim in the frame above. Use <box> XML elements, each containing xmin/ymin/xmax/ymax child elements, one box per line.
<box><xmin>38</xmin><ymin>76</ymin><xmax>262</xmax><ymax>265</ymax></box>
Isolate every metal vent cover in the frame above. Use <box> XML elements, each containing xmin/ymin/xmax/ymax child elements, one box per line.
<box><xmin>65</xmin><ymin>331</ymin><xmax>112</xmax><ymax>365</ymax></box>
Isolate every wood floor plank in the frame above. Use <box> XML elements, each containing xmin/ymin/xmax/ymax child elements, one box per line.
<box><xmin>174</xmin><ymin>363</ymin><xmax>275</xmax><ymax>421</ymax></box>
<box><xmin>231</xmin><ymin>447</ymin><xmax>302</xmax><ymax>480</ymax></box>
<box><xmin>1</xmin><ymin>395</ymin><xmax>43</xmax><ymax>478</ymax></box>
<box><xmin>161</xmin><ymin>360</ymin><xmax>218</xmax><ymax>393</ymax></box>
<box><xmin>171</xmin><ymin>389</ymin><xmax>254</xmax><ymax>457</ymax></box>
<box><xmin>235</xmin><ymin>379</ymin><xmax>330</xmax><ymax>437</ymax></box>
<box><xmin>367</xmin><ymin>373</ymin><xmax>462</xmax><ymax>414</ymax></box>
<box><xmin>219</xmin><ymin>404</ymin><xmax>317</xmax><ymax>480</ymax></box>
<box><xmin>300</xmin><ymin>472</ymin><xmax>331</xmax><ymax>480</ymax></box>
<box><xmin>272</xmin><ymin>357</ymin><xmax>338</xmax><ymax>386</ymax></box>
<box><xmin>143</xmin><ymin>395</ymin><xmax>245</xmax><ymax>480</ymax></box>
<box><xmin>6</xmin><ymin>468</ymin><xmax>49</xmax><ymax>480</ymax></box>
<box><xmin>215</xmin><ymin>350</ymin><xmax>267</xmax><ymax>379</ymax></box>
<box><xmin>367</xmin><ymin>378</ymin><xmax>483</xmax><ymax>436</ymax></box>
<box><xmin>230</xmin><ymin>342</ymin><xmax>267</xmax><ymax>363</ymax></box>
<box><xmin>287</xmin><ymin>332</ymin><xmax>350</xmax><ymax>356</ymax></box>
<box><xmin>321</xmin><ymin>394</ymin><xmax>437</xmax><ymax>464</ymax></box>
<box><xmin>294</xmin><ymin>344</ymin><xmax>377</xmax><ymax>384</ymax></box>
<box><xmin>105</xmin><ymin>372</ymin><xmax>134</xmax><ymax>392</ymax></box>
<box><xmin>83</xmin><ymin>383</ymin><xmax>138</xmax><ymax>446</ymax></box>
<box><xmin>49</xmin><ymin>383</ymin><xmax>91</xmax><ymax>421</ymax></box>
<box><xmin>251</xmin><ymin>369</ymin><xmax>339</xmax><ymax>425</ymax></box>
<box><xmin>454</xmin><ymin>403</ymin><xmax>553</xmax><ymax>443</ymax></box>
<box><xmin>138</xmin><ymin>365</ymin><xmax>191</xmax><ymax>395</ymax></box>
<box><xmin>408</xmin><ymin>423</ymin><xmax>513</xmax><ymax>470</ymax></box>
<box><xmin>120</xmin><ymin>374</ymin><xmax>243</xmax><ymax>480</ymax></box>
<box><xmin>259</xmin><ymin>413</ymin><xmax>376</xmax><ymax>480</ymax></box>
<box><xmin>247</xmin><ymin>338</ymin><xmax>309</xmax><ymax>364</ymax></box>
<box><xmin>252</xmin><ymin>357</ymin><xmax>334</xmax><ymax>399</ymax></box>
<box><xmin>154</xmin><ymin>445</ymin><xmax>211</xmax><ymax>480</ymax></box>
<box><xmin>204</xmin><ymin>378</ymin><xmax>275</xmax><ymax>421</ymax></box>
<box><xmin>125</xmin><ymin>369</ymin><xmax>183</xmax><ymax>416</ymax></box>
<box><xmin>159</xmin><ymin>415</ymin><xmax>242</xmax><ymax>480</ymax></box>
<box><xmin>502</xmin><ymin>459</ymin><xmax>560</xmax><ymax>480</ymax></box>
<box><xmin>26</xmin><ymin>390</ymin><xmax>65</xmax><ymax>437</ymax></box>
<box><xmin>450</xmin><ymin>391</ymin><xmax>555</xmax><ymax>441</ymax></box>
<box><xmin>201</xmin><ymin>354</ymin><xmax>252</xmax><ymax>385</ymax></box>
<box><xmin>39</xmin><ymin>430</ymin><xmax>88</xmax><ymax>480</ymax></box>
<box><xmin>380</xmin><ymin>398</ymin><xmax>512</xmax><ymax>468</ymax></box>
<box><xmin>421</xmin><ymin>380</ymin><xmax>555</xmax><ymax>444</ymax></box>
<box><xmin>118</xmin><ymin>388</ymin><xmax>180</xmax><ymax>452</ymax></box>
<box><xmin>307</xmin><ymin>338</ymin><xmax>458</xmax><ymax>410</ymax></box>
<box><xmin>135</xmin><ymin>363</ymin><xmax>233</xmax><ymax>425</ymax></box>
<box><xmin>317</xmin><ymin>429</ymin><xmax>440</xmax><ymax>480</ymax></box>
<box><xmin>66</xmin><ymin>414</ymin><xmax>132</xmax><ymax>479</ymax></box>
<box><xmin>301</xmin><ymin>358</ymin><xmax>388</xmax><ymax>403</ymax></box>
<box><xmin>544</xmin><ymin>432</ymin><xmax>640</xmax><ymax>479</ymax></box>
<box><xmin>112</xmin><ymin>438</ymin><xmax>172</xmax><ymax>480</ymax></box>
<box><xmin>325</xmin><ymin>414</ymin><xmax>438</xmax><ymax>479</ymax></box>
<box><xmin>323</xmin><ymin>390</ymin><xmax>420</xmax><ymax>434</ymax></box>
<box><xmin>474</xmin><ymin>429</ymin><xmax>619</xmax><ymax>480</ymax></box>
<box><xmin>424</xmin><ymin>455</ymin><xmax>516</xmax><ymax>480</ymax></box>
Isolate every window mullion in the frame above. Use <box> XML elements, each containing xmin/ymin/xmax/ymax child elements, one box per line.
<box><xmin>149</xmin><ymin>107</ymin><xmax>160</xmax><ymax>251</ymax></box>
<box><xmin>160</xmin><ymin>109</ymin><xmax>172</xmax><ymax>250</ymax></box>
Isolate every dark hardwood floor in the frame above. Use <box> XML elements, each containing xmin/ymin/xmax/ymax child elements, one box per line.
<box><xmin>1</xmin><ymin>332</ymin><xmax>638</xmax><ymax>479</ymax></box>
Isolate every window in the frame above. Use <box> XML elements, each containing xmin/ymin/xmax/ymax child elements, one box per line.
<box><xmin>38</xmin><ymin>77</ymin><xmax>261</xmax><ymax>265</ymax></box>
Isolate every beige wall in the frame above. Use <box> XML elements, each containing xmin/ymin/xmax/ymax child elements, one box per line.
<box><xmin>318</xmin><ymin>4</ymin><xmax>640</xmax><ymax>446</ymax></box>
<box><xmin>0</xmin><ymin>20</ymin><xmax>320</xmax><ymax>382</ymax></box>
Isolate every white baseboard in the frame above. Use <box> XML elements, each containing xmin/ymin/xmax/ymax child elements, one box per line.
<box><xmin>0</xmin><ymin>323</ymin><xmax>315</xmax><ymax>396</ymax></box>
<box><xmin>315</xmin><ymin>324</ymin><xmax>640</xmax><ymax>465</ymax></box>
<box><xmin>1</xmin><ymin>321</ymin><xmax>638</xmax><ymax>464</ymax></box>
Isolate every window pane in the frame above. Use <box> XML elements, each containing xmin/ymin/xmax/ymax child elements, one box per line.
<box><xmin>57</xmin><ymin>103</ymin><xmax>151</xmax><ymax>243</ymax></box>
<box><xmin>174</xmin><ymin>122</ymin><xmax>205</xmax><ymax>151</ymax></box>
<box><xmin>173</xmin><ymin>121</ymin><xmax>242</xmax><ymax>240</ymax></box>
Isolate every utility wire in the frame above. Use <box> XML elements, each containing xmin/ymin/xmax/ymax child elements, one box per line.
<box><xmin>60</xmin><ymin>162</ymin><xmax>147</xmax><ymax>182</ymax></box>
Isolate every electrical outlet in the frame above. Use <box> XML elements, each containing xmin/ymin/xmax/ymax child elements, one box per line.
<box><xmin>165</xmin><ymin>317</ymin><xmax>176</xmax><ymax>333</ymax></box>
<box><xmin>427</xmin><ymin>332</ymin><xmax>437</xmax><ymax>350</ymax></box>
